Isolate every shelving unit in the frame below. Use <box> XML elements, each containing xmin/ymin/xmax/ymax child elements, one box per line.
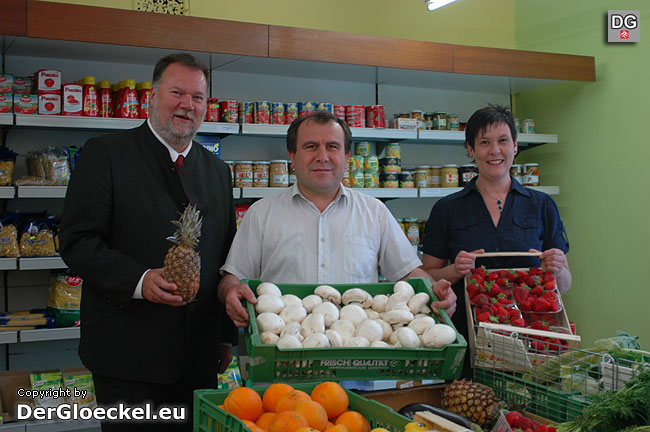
<box><xmin>0</xmin><ymin>113</ymin><xmax>13</xmax><ymax>126</ymax></box>
<box><xmin>16</xmin><ymin>186</ymin><xmax>67</xmax><ymax>199</ymax></box>
<box><xmin>0</xmin><ymin>187</ymin><xmax>16</xmax><ymax>199</ymax></box>
<box><xmin>18</xmin><ymin>257</ymin><xmax>67</xmax><ymax>270</ymax></box>
<box><xmin>19</xmin><ymin>327</ymin><xmax>79</xmax><ymax>343</ymax></box>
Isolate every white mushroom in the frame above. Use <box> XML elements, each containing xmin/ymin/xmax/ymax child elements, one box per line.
<box><xmin>312</xmin><ymin>302</ymin><xmax>340</xmax><ymax>327</ymax></box>
<box><xmin>330</xmin><ymin>319</ymin><xmax>356</xmax><ymax>341</ymax></box>
<box><xmin>281</xmin><ymin>294</ymin><xmax>302</xmax><ymax>307</ymax></box>
<box><xmin>260</xmin><ymin>332</ymin><xmax>280</xmax><ymax>345</ymax></box>
<box><xmin>303</xmin><ymin>333</ymin><xmax>330</xmax><ymax>348</ymax></box>
<box><xmin>342</xmin><ymin>288</ymin><xmax>373</xmax><ymax>308</ymax></box>
<box><xmin>364</xmin><ymin>309</ymin><xmax>380</xmax><ymax>320</ymax></box>
<box><xmin>376</xmin><ymin>319</ymin><xmax>393</xmax><ymax>341</ymax></box>
<box><xmin>371</xmin><ymin>294</ymin><xmax>389</xmax><ymax>312</ymax></box>
<box><xmin>339</xmin><ymin>304</ymin><xmax>367</xmax><ymax>327</ymax></box>
<box><xmin>257</xmin><ymin>282</ymin><xmax>282</xmax><ymax>297</ymax></box>
<box><xmin>255</xmin><ymin>294</ymin><xmax>285</xmax><ymax>314</ymax></box>
<box><xmin>370</xmin><ymin>340</ymin><xmax>391</xmax><ymax>348</ymax></box>
<box><xmin>314</xmin><ymin>285</ymin><xmax>341</xmax><ymax>304</ymax></box>
<box><xmin>422</xmin><ymin>324</ymin><xmax>457</xmax><ymax>348</ymax></box>
<box><xmin>393</xmin><ymin>281</ymin><xmax>415</xmax><ymax>299</ymax></box>
<box><xmin>256</xmin><ymin>312</ymin><xmax>286</xmax><ymax>335</ymax></box>
<box><xmin>382</xmin><ymin>309</ymin><xmax>414</xmax><ymax>325</ymax></box>
<box><xmin>280</xmin><ymin>304</ymin><xmax>307</xmax><ymax>324</ymax></box>
<box><xmin>389</xmin><ymin>331</ymin><xmax>400</xmax><ymax>345</ymax></box>
<box><xmin>408</xmin><ymin>292</ymin><xmax>432</xmax><ymax>314</ymax></box>
<box><xmin>395</xmin><ymin>327</ymin><xmax>420</xmax><ymax>348</ymax></box>
<box><xmin>277</xmin><ymin>335</ymin><xmax>303</xmax><ymax>349</ymax></box>
<box><xmin>280</xmin><ymin>321</ymin><xmax>304</xmax><ymax>341</ymax></box>
<box><xmin>300</xmin><ymin>313</ymin><xmax>325</xmax><ymax>338</ymax></box>
<box><xmin>385</xmin><ymin>293</ymin><xmax>411</xmax><ymax>312</ymax></box>
<box><xmin>302</xmin><ymin>294</ymin><xmax>323</xmax><ymax>313</ymax></box>
<box><xmin>355</xmin><ymin>319</ymin><xmax>384</xmax><ymax>343</ymax></box>
<box><xmin>343</xmin><ymin>336</ymin><xmax>370</xmax><ymax>347</ymax></box>
<box><xmin>325</xmin><ymin>329</ymin><xmax>344</xmax><ymax>347</ymax></box>
<box><xmin>408</xmin><ymin>315</ymin><xmax>436</xmax><ymax>335</ymax></box>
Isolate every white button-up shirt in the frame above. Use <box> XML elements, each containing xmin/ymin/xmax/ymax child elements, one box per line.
<box><xmin>221</xmin><ymin>184</ymin><xmax>421</xmax><ymax>284</ymax></box>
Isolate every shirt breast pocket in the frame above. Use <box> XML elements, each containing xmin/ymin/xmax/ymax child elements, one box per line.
<box><xmin>448</xmin><ymin>217</ymin><xmax>481</xmax><ymax>254</ymax></box>
<box><xmin>340</xmin><ymin>234</ymin><xmax>378</xmax><ymax>281</ymax></box>
<box><xmin>512</xmin><ymin>215</ymin><xmax>541</xmax><ymax>244</ymax></box>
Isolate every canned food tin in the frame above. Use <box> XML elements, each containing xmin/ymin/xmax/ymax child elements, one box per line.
<box><xmin>351</xmin><ymin>170</ymin><xmax>365</xmax><ymax>188</ymax></box>
<box><xmin>355</xmin><ymin>141</ymin><xmax>371</xmax><ymax>157</ymax></box>
<box><xmin>522</xmin><ymin>118</ymin><xmax>535</xmax><ymax>134</ymax></box>
<box><xmin>271</xmin><ymin>102</ymin><xmax>285</xmax><ymax>125</ymax></box>
<box><xmin>254</xmin><ymin>101</ymin><xmax>271</xmax><ymax>124</ymax></box>
<box><xmin>239</xmin><ymin>102</ymin><xmax>254</xmax><ymax>124</ymax></box>
<box><xmin>415</xmin><ymin>170</ymin><xmax>429</xmax><ymax>188</ymax></box>
<box><xmin>429</xmin><ymin>166</ymin><xmax>441</xmax><ymax>188</ymax></box>
<box><xmin>404</xmin><ymin>218</ymin><xmax>420</xmax><ymax>246</ymax></box>
<box><xmin>349</xmin><ymin>155</ymin><xmax>364</xmax><ymax>173</ymax></box>
<box><xmin>433</xmin><ymin>111</ymin><xmax>447</xmax><ymax>130</ymax></box>
<box><xmin>379</xmin><ymin>173</ymin><xmax>399</xmax><ymax>188</ymax></box>
<box><xmin>364</xmin><ymin>172</ymin><xmax>379</xmax><ymax>188</ymax></box>
<box><xmin>345</xmin><ymin>105</ymin><xmax>365</xmax><ymax>128</ymax></box>
<box><xmin>399</xmin><ymin>171</ymin><xmax>415</xmax><ymax>188</ymax></box>
<box><xmin>342</xmin><ymin>174</ymin><xmax>351</xmax><ymax>188</ymax></box>
<box><xmin>205</xmin><ymin>98</ymin><xmax>220</xmax><ymax>122</ymax></box>
<box><xmin>270</xmin><ymin>160</ymin><xmax>289</xmax><ymax>187</ymax></box>
<box><xmin>235</xmin><ymin>161</ymin><xmax>253</xmax><ymax>187</ymax></box>
<box><xmin>224</xmin><ymin>160</ymin><xmax>235</xmax><ymax>183</ymax></box>
<box><xmin>364</xmin><ymin>156</ymin><xmax>379</xmax><ymax>173</ymax></box>
<box><xmin>285</xmin><ymin>103</ymin><xmax>299</xmax><ymax>125</ymax></box>
<box><xmin>447</xmin><ymin>114</ymin><xmax>460</xmax><ymax>131</ymax></box>
<box><xmin>523</xmin><ymin>163</ymin><xmax>539</xmax><ymax>186</ymax></box>
<box><xmin>510</xmin><ymin>164</ymin><xmax>524</xmax><ymax>184</ymax></box>
<box><xmin>221</xmin><ymin>100</ymin><xmax>239</xmax><ymax>123</ymax></box>
<box><xmin>253</xmin><ymin>161</ymin><xmax>270</xmax><ymax>187</ymax></box>
<box><xmin>380</xmin><ymin>157</ymin><xmax>401</xmax><ymax>174</ymax></box>
<box><xmin>334</xmin><ymin>105</ymin><xmax>346</xmax><ymax>120</ymax></box>
<box><xmin>384</xmin><ymin>143</ymin><xmax>401</xmax><ymax>159</ymax></box>
<box><xmin>459</xmin><ymin>164</ymin><xmax>478</xmax><ymax>186</ymax></box>
<box><xmin>366</xmin><ymin>105</ymin><xmax>386</xmax><ymax>128</ymax></box>
<box><xmin>441</xmin><ymin>164</ymin><xmax>459</xmax><ymax>188</ymax></box>
<box><xmin>298</xmin><ymin>101</ymin><xmax>317</xmax><ymax>117</ymax></box>
<box><xmin>316</xmin><ymin>102</ymin><xmax>333</xmax><ymax>114</ymax></box>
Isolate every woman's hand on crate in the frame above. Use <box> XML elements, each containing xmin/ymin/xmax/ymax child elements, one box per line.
<box><xmin>531</xmin><ymin>248</ymin><xmax>572</xmax><ymax>294</ymax></box>
<box><xmin>218</xmin><ymin>272</ymin><xmax>257</xmax><ymax>327</ymax></box>
<box><xmin>454</xmin><ymin>249</ymin><xmax>485</xmax><ymax>278</ymax></box>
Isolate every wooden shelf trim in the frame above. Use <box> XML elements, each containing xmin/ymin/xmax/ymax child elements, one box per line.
<box><xmin>2</xmin><ymin>0</ymin><xmax>26</xmax><ymax>36</ymax></box>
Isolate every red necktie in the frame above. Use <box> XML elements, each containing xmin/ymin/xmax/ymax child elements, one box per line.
<box><xmin>175</xmin><ymin>155</ymin><xmax>184</xmax><ymax>168</ymax></box>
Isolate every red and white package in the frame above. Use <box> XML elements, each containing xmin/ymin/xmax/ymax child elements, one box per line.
<box><xmin>62</xmin><ymin>83</ymin><xmax>83</xmax><ymax>116</ymax></box>
<box><xmin>36</xmin><ymin>70</ymin><xmax>62</xmax><ymax>94</ymax></box>
<box><xmin>0</xmin><ymin>94</ymin><xmax>12</xmax><ymax>113</ymax></box>
<box><xmin>14</xmin><ymin>95</ymin><xmax>38</xmax><ymax>115</ymax></box>
<box><xmin>0</xmin><ymin>74</ymin><xmax>14</xmax><ymax>94</ymax></box>
<box><xmin>39</xmin><ymin>93</ymin><xmax>61</xmax><ymax>115</ymax></box>
<box><xmin>13</xmin><ymin>77</ymin><xmax>33</xmax><ymax>94</ymax></box>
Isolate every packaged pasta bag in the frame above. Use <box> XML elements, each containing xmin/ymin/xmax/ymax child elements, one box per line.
<box><xmin>44</xmin><ymin>146</ymin><xmax>71</xmax><ymax>185</ymax></box>
<box><xmin>47</xmin><ymin>271</ymin><xmax>82</xmax><ymax>327</ymax></box>
<box><xmin>19</xmin><ymin>213</ymin><xmax>57</xmax><ymax>257</ymax></box>
<box><xmin>0</xmin><ymin>148</ymin><xmax>17</xmax><ymax>186</ymax></box>
<box><xmin>0</xmin><ymin>213</ymin><xmax>20</xmax><ymax>257</ymax></box>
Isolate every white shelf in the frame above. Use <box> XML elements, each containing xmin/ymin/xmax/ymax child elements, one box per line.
<box><xmin>19</xmin><ymin>327</ymin><xmax>80</xmax><ymax>342</ymax></box>
<box><xmin>199</xmin><ymin>122</ymin><xmax>240</xmax><ymax>134</ymax></box>
<box><xmin>0</xmin><ymin>113</ymin><xmax>13</xmax><ymax>126</ymax></box>
<box><xmin>17</xmin><ymin>186</ymin><xmax>68</xmax><ymax>198</ymax></box>
<box><xmin>418</xmin><ymin>185</ymin><xmax>560</xmax><ymax>198</ymax></box>
<box><xmin>241</xmin><ymin>187</ymin><xmax>289</xmax><ymax>198</ymax></box>
<box><xmin>353</xmin><ymin>188</ymin><xmax>419</xmax><ymax>198</ymax></box>
<box><xmin>518</xmin><ymin>133</ymin><xmax>558</xmax><ymax>144</ymax></box>
<box><xmin>0</xmin><ymin>258</ymin><xmax>18</xmax><ymax>271</ymax></box>
<box><xmin>241</xmin><ymin>123</ymin><xmax>289</xmax><ymax>136</ymax></box>
<box><xmin>232</xmin><ymin>188</ymin><xmax>241</xmax><ymax>199</ymax></box>
<box><xmin>416</xmin><ymin>129</ymin><xmax>558</xmax><ymax>145</ymax></box>
<box><xmin>0</xmin><ymin>331</ymin><xmax>19</xmax><ymax>344</ymax></box>
<box><xmin>0</xmin><ymin>186</ymin><xmax>16</xmax><ymax>198</ymax></box>
<box><xmin>0</xmin><ymin>422</ymin><xmax>26</xmax><ymax>431</ymax></box>
<box><xmin>18</xmin><ymin>257</ymin><xmax>67</xmax><ymax>270</ymax></box>
<box><xmin>351</xmin><ymin>128</ymin><xmax>418</xmax><ymax>141</ymax></box>
<box><xmin>15</xmin><ymin>114</ymin><xmax>144</xmax><ymax>130</ymax></box>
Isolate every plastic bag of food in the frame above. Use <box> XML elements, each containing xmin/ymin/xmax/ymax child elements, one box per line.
<box><xmin>217</xmin><ymin>358</ymin><xmax>242</xmax><ymax>390</ymax></box>
<box><xmin>19</xmin><ymin>215</ymin><xmax>57</xmax><ymax>257</ymax></box>
<box><xmin>30</xmin><ymin>370</ymin><xmax>63</xmax><ymax>409</ymax></box>
<box><xmin>45</xmin><ymin>147</ymin><xmax>71</xmax><ymax>185</ymax></box>
<box><xmin>48</xmin><ymin>271</ymin><xmax>82</xmax><ymax>327</ymax></box>
<box><xmin>0</xmin><ymin>213</ymin><xmax>20</xmax><ymax>257</ymax></box>
<box><xmin>0</xmin><ymin>148</ymin><xmax>17</xmax><ymax>186</ymax></box>
<box><xmin>63</xmin><ymin>368</ymin><xmax>96</xmax><ymax>408</ymax></box>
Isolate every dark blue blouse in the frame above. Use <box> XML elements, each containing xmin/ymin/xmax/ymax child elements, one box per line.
<box><xmin>422</xmin><ymin>176</ymin><xmax>569</xmax><ymax>271</ymax></box>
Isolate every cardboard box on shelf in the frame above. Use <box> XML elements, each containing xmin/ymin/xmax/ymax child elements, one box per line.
<box><xmin>361</xmin><ymin>384</ymin><xmax>445</xmax><ymax>412</ymax></box>
<box><xmin>0</xmin><ymin>369</ymin><xmax>32</xmax><ymax>422</ymax></box>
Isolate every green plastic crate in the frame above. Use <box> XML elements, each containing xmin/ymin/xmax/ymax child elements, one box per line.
<box><xmin>194</xmin><ymin>382</ymin><xmax>411</xmax><ymax>432</ymax></box>
<box><xmin>244</xmin><ymin>278</ymin><xmax>467</xmax><ymax>382</ymax></box>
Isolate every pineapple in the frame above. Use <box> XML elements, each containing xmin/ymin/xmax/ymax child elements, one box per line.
<box><xmin>163</xmin><ymin>204</ymin><xmax>202</xmax><ymax>302</ymax></box>
<box><xmin>442</xmin><ymin>379</ymin><xmax>502</xmax><ymax>429</ymax></box>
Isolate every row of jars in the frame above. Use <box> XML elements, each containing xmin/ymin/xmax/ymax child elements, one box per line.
<box><xmin>227</xmin><ymin>160</ymin><xmax>295</xmax><ymax>188</ymax></box>
<box><xmin>397</xmin><ymin>218</ymin><xmax>426</xmax><ymax>247</ymax></box>
<box><xmin>394</xmin><ymin>111</ymin><xmax>462</xmax><ymax>131</ymax></box>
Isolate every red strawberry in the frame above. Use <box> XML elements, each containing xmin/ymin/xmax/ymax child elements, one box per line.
<box><xmin>508</xmin><ymin>308</ymin><xmax>521</xmax><ymax>318</ymax></box>
<box><xmin>498</xmin><ymin>296</ymin><xmax>513</xmax><ymax>305</ymax></box>
<box><xmin>527</xmin><ymin>296</ymin><xmax>537</xmax><ymax>304</ymax></box>
<box><xmin>476</xmin><ymin>312</ymin><xmax>490</xmax><ymax>322</ymax></box>
<box><xmin>549</xmin><ymin>300</ymin><xmax>561</xmax><ymax>312</ymax></box>
<box><xmin>535</xmin><ymin>425</ymin><xmax>548</xmax><ymax>432</ymax></box>
<box><xmin>533</xmin><ymin>297</ymin><xmax>550</xmax><ymax>312</ymax></box>
<box><xmin>505</xmin><ymin>271</ymin><xmax>518</xmax><ymax>282</ymax></box>
<box><xmin>472</xmin><ymin>293</ymin><xmax>490</xmax><ymax>306</ymax></box>
<box><xmin>469</xmin><ymin>274</ymin><xmax>484</xmax><ymax>285</ymax></box>
<box><xmin>498</xmin><ymin>315</ymin><xmax>508</xmax><ymax>323</ymax></box>
<box><xmin>496</xmin><ymin>277</ymin><xmax>508</xmax><ymax>287</ymax></box>
<box><xmin>543</xmin><ymin>281</ymin><xmax>556</xmax><ymax>291</ymax></box>
<box><xmin>530</xmin><ymin>320</ymin><xmax>548</xmax><ymax>331</ymax></box>
<box><xmin>505</xmin><ymin>411</ymin><xmax>522</xmax><ymax>426</ymax></box>
<box><xmin>489</xmin><ymin>285</ymin><xmax>502</xmax><ymax>296</ymax></box>
<box><xmin>512</xmin><ymin>318</ymin><xmax>526</xmax><ymax>327</ymax></box>
<box><xmin>531</xmin><ymin>285</ymin><xmax>544</xmax><ymax>296</ymax></box>
<box><xmin>541</xmin><ymin>291</ymin><xmax>557</xmax><ymax>301</ymax></box>
<box><xmin>495</xmin><ymin>307</ymin><xmax>507</xmax><ymax>317</ymax></box>
<box><xmin>543</xmin><ymin>271</ymin><xmax>555</xmax><ymax>282</ymax></box>
<box><xmin>518</xmin><ymin>417</ymin><xmax>535</xmax><ymax>430</ymax></box>
<box><xmin>548</xmin><ymin>427</ymin><xmax>557</xmax><ymax>432</ymax></box>
<box><xmin>529</xmin><ymin>267</ymin><xmax>543</xmax><ymax>276</ymax></box>
<box><xmin>514</xmin><ymin>286</ymin><xmax>529</xmax><ymax>303</ymax></box>
<box><xmin>467</xmin><ymin>283</ymin><xmax>480</xmax><ymax>298</ymax></box>
<box><xmin>531</xmin><ymin>340</ymin><xmax>546</xmax><ymax>351</ymax></box>
<box><xmin>519</xmin><ymin>300</ymin><xmax>532</xmax><ymax>312</ymax></box>
<box><xmin>527</xmin><ymin>313</ymin><xmax>541</xmax><ymax>322</ymax></box>
<box><xmin>486</xmin><ymin>272</ymin><xmax>499</xmax><ymax>282</ymax></box>
<box><xmin>525</xmin><ymin>275</ymin><xmax>537</xmax><ymax>287</ymax></box>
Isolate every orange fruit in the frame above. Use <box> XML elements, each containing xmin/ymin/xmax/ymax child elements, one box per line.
<box><xmin>311</xmin><ymin>382</ymin><xmax>349</xmax><ymax>420</ymax></box>
<box><xmin>244</xmin><ymin>420</ymin><xmax>267</xmax><ymax>432</ymax></box>
<box><xmin>263</xmin><ymin>383</ymin><xmax>295</xmax><ymax>412</ymax></box>
<box><xmin>335</xmin><ymin>411</ymin><xmax>370</xmax><ymax>432</ymax></box>
<box><xmin>327</xmin><ymin>422</ymin><xmax>335</xmax><ymax>430</ymax></box>
<box><xmin>275</xmin><ymin>390</ymin><xmax>312</xmax><ymax>413</ymax></box>
<box><xmin>293</xmin><ymin>400</ymin><xmax>329</xmax><ymax>431</ymax></box>
<box><xmin>256</xmin><ymin>412</ymin><xmax>278</xmax><ymax>431</ymax></box>
<box><xmin>325</xmin><ymin>425</ymin><xmax>349</xmax><ymax>432</ymax></box>
<box><xmin>224</xmin><ymin>387</ymin><xmax>264</xmax><ymax>421</ymax></box>
<box><xmin>295</xmin><ymin>428</ymin><xmax>320</xmax><ymax>432</ymax></box>
<box><xmin>268</xmin><ymin>410</ymin><xmax>309</xmax><ymax>432</ymax></box>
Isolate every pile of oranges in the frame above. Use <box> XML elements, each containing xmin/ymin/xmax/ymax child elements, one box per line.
<box><xmin>220</xmin><ymin>382</ymin><xmax>372</xmax><ymax>432</ymax></box>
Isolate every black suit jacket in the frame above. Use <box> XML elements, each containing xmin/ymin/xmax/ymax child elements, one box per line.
<box><xmin>60</xmin><ymin>123</ymin><xmax>237</xmax><ymax>385</ymax></box>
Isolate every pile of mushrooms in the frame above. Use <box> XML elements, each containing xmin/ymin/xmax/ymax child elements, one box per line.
<box><xmin>253</xmin><ymin>281</ymin><xmax>457</xmax><ymax>350</ymax></box>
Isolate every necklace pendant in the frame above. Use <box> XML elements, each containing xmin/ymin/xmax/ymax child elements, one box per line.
<box><xmin>497</xmin><ymin>199</ymin><xmax>503</xmax><ymax>213</ymax></box>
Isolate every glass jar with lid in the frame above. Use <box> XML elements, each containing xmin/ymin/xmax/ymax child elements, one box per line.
<box><xmin>447</xmin><ymin>114</ymin><xmax>460</xmax><ymax>130</ymax></box>
<box><xmin>433</xmin><ymin>111</ymin><xmax>447</xmax><ymax>130</ymax></box>
<box><xmin>235</xmin><ymin>161</ymin><xmax>253</xmax><ymax>187</ymax></box>
<box><xmin>441</xmin><ymin>164</ymin><xmax>459</xmax><ymax>187</ymax></box>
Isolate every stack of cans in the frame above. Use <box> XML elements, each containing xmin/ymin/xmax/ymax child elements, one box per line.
<box><xmin>344</xmin><ymin>142</ymin><xmax>378</xmax><ymax>188</ymax></box>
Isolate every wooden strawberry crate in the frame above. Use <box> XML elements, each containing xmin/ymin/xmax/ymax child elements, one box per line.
<box><xmin>464</xmin><ymin>261</ymin><xmax>580</xmax><ymax>373</ymax></box>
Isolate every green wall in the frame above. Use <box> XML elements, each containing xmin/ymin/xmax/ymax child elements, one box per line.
<box><xmin>514</xmin><ymin>0</ymin><xmax>649</xmax><ymax>347</ymax></box>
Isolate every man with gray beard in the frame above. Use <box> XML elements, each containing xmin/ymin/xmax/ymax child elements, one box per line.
<box><xmin>60</xmin><ymin>53</ymin><xmax>237</xmax><ymax>432</ymax></box>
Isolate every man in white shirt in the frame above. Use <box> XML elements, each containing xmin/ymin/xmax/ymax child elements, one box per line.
<box><xmin>218</xmin><ymin>111</ymin><xmax>456</xmax><ymax>328</ymax></box>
